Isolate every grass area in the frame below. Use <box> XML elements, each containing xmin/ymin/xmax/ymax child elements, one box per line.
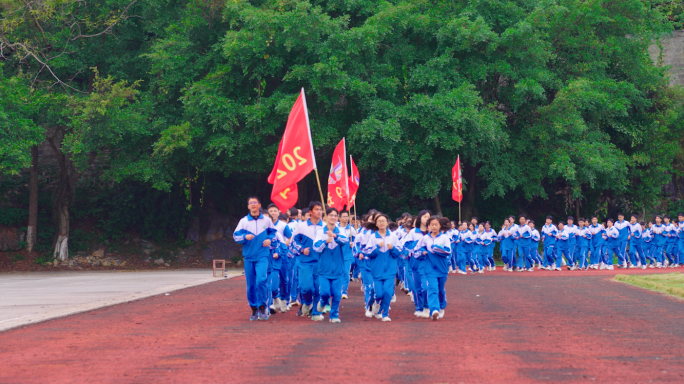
<box><xmin>614</xmin><ymin>273</ymin><xmax>684</xmax><ymax>300</ymax></box>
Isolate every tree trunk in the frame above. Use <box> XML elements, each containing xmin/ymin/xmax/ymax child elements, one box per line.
<box><xmin>575</xmin><ymin>198</ymin><xmax>580</xmax><ymax>221</ymax></box>
<box><xmin>27</xmin><ymin>146</ymin><xmax>38</xmax><ymax>253</ymax></box>
<box><xmin>433</xmin><ymin>194</ymin><xmax>443</xmax><ymax>216</ymax></box>
<box><xmin>53</xmin><ymin>201</ymin><xmax>69</xmax><ymax>261</ymax></box>
<box><xmin>461</xmin><ymin>163</ymin><xmax>480</xmax><ymax>221</ymax></box>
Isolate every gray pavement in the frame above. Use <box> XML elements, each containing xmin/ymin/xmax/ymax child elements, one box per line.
<box><xmin>0</xmin><ymin>269</ymin><xmax>242</xmax><ymax>332</ymax></box>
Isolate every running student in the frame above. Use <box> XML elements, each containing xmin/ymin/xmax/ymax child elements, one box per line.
<box><xmin>402</xmin><ymin>210</ymin><xmax>431</xmax><ymax>318</ymax></box>
<box><xmin>338</xmin><ymin>210</ymin><xmax>357</xmax><ymax>300</ymax></box>
<box><xmin>652</xmin><ymin>216</ymin><xmax>666</xmax><ymax>268</ymax></box>
<box><xmin>603</xmin><ymin>219</ymin><xmax>619</xmax><ymax>270</ymax></box>
<box><xmin>291</xmin><ymin>201</ymin><xmax>325</xmax><ymax>318</ymax></box>
<box><xmin>363</xmin><ymin>213</ymin><xmax>403</xmax><ymax>322</ymax></box>
<box><xmin>663</xmin><ymin>215</ymin><xmax>678</xmax><ymax>267</ymax></box>
<box><xmin>233</xmin><ymin>197</ymin><xmax>277</xmax><ymax>321</ymax></box>
<box><xmin>313</xmin><ymin>207</ymin><xmax>348</xmax><ymax>322</ymax></box>
<box><xmin>416</xmin><ymin>216</ymin><xmax>452</xmax><ymax>320</ymax></box>
<box><xmin>628</xmin><ymin>214</ymin><xmax>646</xmax><ymax>269</ymax></box>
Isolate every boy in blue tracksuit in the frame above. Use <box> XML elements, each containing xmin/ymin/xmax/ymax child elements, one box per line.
<box><xmin>614</xmin><ymin>213</ymin><xmax>630</xmax><ymax>267</ymax></box>
<box><xmin>499</xmin><ymin>220</ymin><xmax>513</xmax><ymax>271</ymax></box>
<box><xmin>541</xmin><ymin>216</ymin><xmax>558</xmax><ymax>270</ymax></box>
<box><xmin>577</xmin><ymin>219</ymin><xmax>591</xmax><ymax>270</ymax></box>
<box><xmin>663</xmin><ymin>215</ymin><xmax>678</xmax><ymax>267</ymax></box>
<box><xmin>456</xmin><ymin>223</ymin><xmax>469</xmax><ymax>274</ymax></box>
<box><xmin>642</xmin><ymin>222</ymin><xmax>654</xmax><ymax>267</ymax></box>
<box><xmin>678</xmin><ymin>214</ymin><xmax>684</xmax><ymax>266</ymax></box>
<box><xmin>652</xmin><ymin>216</ymin><xmax>667</xmax><ymax>267</ymax></box>
<box><xmin>313</xmin><ymin>208</ymin><xmax>348</xmax><ymax>322</ymax></box>
<box><xmin>587</xmin><ymin>216</ymin><xmax>605</xmax><ymax>269</ymax></box>
<box><xmin>233</xmin><ymin>197</ymin><xmax>277</xmax><ymax>321</ymax></box>
<box><xmin>529</xmin><ymin>221</ymin><xmax>542</xmax><ymax>266</ymax></box>
<box><xmin>286</xmin><ymin>208</ymin><xmax>301</xmax><ymax>308</ymax></box>
<box><xmin>604</xmin><ymin>219</ymin><xmax>620</xmax><ymax>270</ymax></box>
<box><xmin>266</xmin><ymin>205</ymin><xmax>294</xmax><ymax>313</ymax></box>
<box><xmin>517</xmin><ymin>215</ymin><xmax>533</xmax><ymax>271</ymax></box>
<box><xmin>553</xmin><ymin>222</ymin><xmax>570</xmax><ymax>271</ymax></box>
<box><xmin>627</xmin><ymin>214</ymin><xmax>646</xmax><ymax>269</ymax></box>
<box><xmin>566</xmin><ymin>217</ymin><xmax>578</xmax><ymax>269</ymax></box>
<box><xmin>338</xmin><ymin>210</ymin><xmax>356</xmax><ymax>299</ymax></box>
<box><xmin>363</xmin><ymin>213</ymin><xmax>402</xmax><ymax>321</ymax></box>
<box><xmin>291</xmin><ymin>201</ymin><xmax>326</xmax><ymax>318</ymax></box>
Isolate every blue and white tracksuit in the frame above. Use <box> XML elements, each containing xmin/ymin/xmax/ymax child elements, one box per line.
<box><xmin>652</xmin><ymin>224</ymin><xmax>667</xmax><ymax>265</ymax></box>
<box><xmin>356</xmin><ymin>228</ymin><xmax>377</xmax><ymax>310</ymax></box>
<box><xmin>287</xmin><ymin>220</ymin><xmax>301</xmax><ymax>303</ymax></box>
<box><xmin>517</xmin><ymin>224</ymin><xmax>533</xmax><ymax>269</ymax></box>
<box><xmin>482</xmin><ymin>229</ymin><xmax>497</xmax><ymax>268</ymax></box>
<box><xmin>604</xmin><ymin>226</ymin><xmax>621</xmax><ymax>265</ymax></box>
<box><xmin>678</xmin><ymin>223</ymin><xmax>684</xmax><ymax>265</ymax></box>
<box><xmin>541</xmin><ymin>224</ymin><xmax>558</xmax><ymax>268</ymax></box>
<box><xmin>416</xmin><ymin>232</ymin><xmax>451</xmax><ymax>314</ymax></box>
<box><xmin>554</xmin><ymin>228</ymin><xmax>571</xmax><ymax>269</ymax></box>
<box><xmin>402</xmin><ymin>228</ymin><xmax>428</xmax><ymax>312</ymax></box>
<box><xmin>339</xmin><ymin>223</ymin><xmax>357</xmax><ymax>296</ymax></box>
<box><xmin>394</xmin><ymin>227</ymin><xmax>409</xmax><ymax>285</ymax></box>
<box><xmin>509</xmin><ymin>224</ymin><xmax>523</xmax><ymax>269</ymax></box>
<box><xmin>269</xmin><ymin>232</ymin><xmax>288</xmax><ymax>305</ymax></box>
<box><xmin>530</xmin><ymin>229</ymin><xmax>542</xmax><ymax>264</ymax></box>
<box><xmin>364</xmin><ymin>231</ymin><xmax>403</xmax><ymax>318</ymax></box>
<box><xmin>577</xmin><ymin>227</ymin><xmax>591</xmax><ymax>269</ymax></box>
<box><xmin>641</xmin><ymin>228</ymin><xmax>654</xmax><ymax>264</ymax></box>
<box><xmin>499</xmin><ymin>227</ymin><xmax>513</xmax><ymax>268</ymax></box>
<box><xmin>456</xmin><ymin>230</ymin><xmax>469</xmax><ymax>272</ymax></box>
<box><xmin>474</xmin><ymin>231</ymin><xmax>485</xmax><ymax>269</ymax></box>
<box><xmin>587</xmin><ymin>224</ymin><xmax>605</xmax><ymax>266</ymax></box>
<box><xmin>292</xmin><ymin>219</ymin><xmax>326</xmax><ymax>315</ymax></box>
<box><xmin>271</xmin><ymin>220</ymin><xmax>293</xmax><ymax>303</ymax></box>
<box><xmin>313</xmin><ymin>225</ymin><xmax>348</xmax><ymax>320</ymax></box>
<box><xmin>233</xmin><ymin>214</ymin><xmax>277</xmax><ymax>309</ymax></box>
<box><xmin>664</xmin><ymin>223</ymin><xmax>677</xmax><ymax>265</ymax></box>
<box><xmin>628</xmin><ymin>223</ymin><xmax>646</xmax><ymax>267</ymax></box>
<box><xmin>566</xmin><ymin>224</ymin><xmax>578</xmax><ymax>267</ymax></box>
<box><xmin>614</xmin><ymin>220</ymin><xmax>630</xmax><ymax>266</ymax></box>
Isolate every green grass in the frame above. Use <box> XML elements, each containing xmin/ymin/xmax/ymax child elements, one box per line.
<box><xmin>614</xmin><ymin>273</ymin><xmax>684</xmax><ymax>300</ymax></box>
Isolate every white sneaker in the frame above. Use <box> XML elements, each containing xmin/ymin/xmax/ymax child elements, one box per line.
<box><xmin>641</xmin><ymin>265</ymin><xmax>647</xmax><ymax>269</ymax></box>
<box><xmin>599</xmin><ymin>264</ymin><xmax>606</xmax><ymax>270</ymax></box>
<box><xmin>365</xmin><ymin>309</ymin><xmax>373</xmax><ymax>318</ymax></box>
<box><xmin>648</xmin><ymin>264</ymin><xmax>655</xmax><ymax>268</ymax></box>
<box><xmin>301</xmin><ymin>304</ymin><xmax>312</xmax><ymax>316</ymax></box>
<box><xmin>657</xmin><ymin>262</ymin><xmax>663</xmax><ymax>268</ymax></box>
<box><xmin>432</xmin><ymin>310</ymin><xmax>439</xmax><ymax>320</ymax></box>
<box><xmin>507</xmin><ymin>268</ymin><xmax>514</xmax><ymax>272</ymax></box>
<box><xmin>555</xmin><ymin>267</ymin><xmax>561</xmax><ymax>271</ymax></box>
<box><xmin>330</xmin><ymin>318</ymin><xmax>341</xmax><ymax>323</ymax></box>
<box><xmin>527</xmin><ymin>268</ymin><xmax>534</xmax><ymax>272</ymax></box>
<box><xmin>410</xmin><ymin>292</ymin><xmax>414</xmax><ymax>303</ymax></box>
<box><xmin>391</xmin><ymin>294</ymin><xmax>397</xmax><ymax>303</ymax></box>
<box><xmin>414</xmin><ymin>311</ymin><xmax>421</xmax><ymax>317</ymax></box>
<box><xmin>606</xmin><ymin>265</ymin><xmax>614</xmax><ymax>270</ymax></box>
<box><xmin>449</xmin><ymin>266</ymin><xmax>453</xmax><ymax>272</ymax></box>
<box><xmin>279</xmin><ymin>299</ymin><xmax>288</xmax><ymax>313</ymax></box>
<box><xmin>317</xmin><ymin>302</ymin><xmax>324</xmax><ymax>313</ymax></box>
<box><xmin>491</xmin><ymin>266</ymin><xmax>496</xmax><ymax>271</ymax></box>
<box><xmin>375</xmin><ymin>313</ymin><xmax>383</xmax><ymax>319</ymax></box>
<box><xmin>419</xmin><ymin>308</ymin><xmax>430</xmax><ymax>318</ymax></box>
<box><xmin>438</xmin><ymin>309</ymin><xmax>445</xmax><ymax>319</ymax></box>
<box><xmin>312</xmin><ymin>315</ymin><xmax>324</xmax><ymax>321</ymax></box>
<box><xmin>458</xmin><ymin>270</ymin><xmax>467</xmax><ymax>275</ymax></box>
<box><xmin>341</xmin><ymin>294</ymin><xmax>348</xmax><ymax>300</ymax></box>
<box><xmin>372</xmin><ymin>302</ymin><xmax>380</xmax><ymax>315</ymax></box>
<box><xmin>478</xmin><ymin>269</ymin><xmax>484</xmax><ymax>274</ymax></box>
<box><xmin>382</xmin><ymin>317</ymin><xmax>392</xmax><ymax>322</ymax></box>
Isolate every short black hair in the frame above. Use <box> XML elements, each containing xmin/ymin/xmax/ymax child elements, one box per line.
<box><xmin>558</xmin><ymin>221</ymin><xmax>566</xmax><ymax>226</ymax></box>
<box><xmin>518</xmin><ymin>214</ymin><xmax>527</xmax><ymax>220</ymax></box>
<box><xmin>607</xmin><ymin>218</ymin><xmax>614</xmax><ymax>223</ymax></box>
<box><xmin>267</xmin><ymin>203</ymin><xmax>278</xmax><ymax>210</ymax></box>
<box><xmin>308</xmin><ymin>201</ymin><xmax>323</xmax><ymax>211</ymax></box>
<box><xmin>247</xmin><ymin>196</ymin><xmax>260</xmax><ymax>203</ymax></box>
<box><xmin>617</xmin><ymin>212</ymin><xmax>624</xmax><ymax>217</ymax></box>
<box><xmin>340</xmin><ymin>210</ymin><xmax>349</xmax><ymax>217</ymax></box>
<box><xmin>678</xmin><ymin>212</ymin><xmax>684</xmax><ymax>217</ymax></box>
<box><xmin>579</xmin><ymin>217</ymin><xmax>586</xmax><ymax>222</ymax></box>
<box><xmin>301</xmin><ymin>208</ymin><xmax>310</xmax><ymax>215</ymax></box>
<box><xmin>664</xmin><ymin>214</ymin><xmax>671</xmax><ymax>220</ymax></box>
<box><xmin>278</xmin><ymin>213</ymin><xmax>288</xmax><ymax>221</ymax></box>
<box><xmin>289</xmin><ymin>207</ymin><xmax>298</xmax><ymax>216</ymax></box>
<box><xmin>567</xmin><ymin>216</ymin><xmax>574</xmax><ymax>221</ymax></box>
<box><xmin>546</xmin><ymin>215</ymin><xmax>553</xmax><ymax>220</ymax></box>
<box><xmin>528</xmin><ymin>220</ymin><xmax>535</xmax><ymax>225</ymax></box>
<box><xmin>326</xmin><ymin>207</ymin><xmax>338</xmax><ymax>215</ymax></box>
<box><xmin>630</xmin><ymin>214</ymin><xmax>638</xmax><ymax>219</ymax></box>
<box><xmin>591</xmin><ymin>215</ymin><xmax>598</xmax><ymax>220</ymax></box>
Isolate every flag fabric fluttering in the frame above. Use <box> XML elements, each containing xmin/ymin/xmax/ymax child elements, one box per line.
<box><xmin>452</xmin><ymin>155</ymin><xmax>462</xmax><ymax>203</ymax></box>
<box><xmin>327</xmin><ymin>138</ymin><xmax>349</xmax><ymax>209</ymax></box>
<box><xmin>348</xmin><ymin>155</ymin><xmax>360</xmax><ymax>208</ymax></box>
<box><xmin>268</xmin><ymin>89</ymin><xmax>316</xmax><ymax>211</ymax></box>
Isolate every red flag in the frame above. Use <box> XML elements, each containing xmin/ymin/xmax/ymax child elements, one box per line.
<box><xmin>327</xmin><ymin>138</ymin><xmax>348</xmax><ymax>209</ymax></box>
<box><xmin>452</xmin><ymin>156</ymin><xmax>463</xmax><ymax>203</ymax></box>
<box><xmin>268</xmin><ymin>89</ymin><xmax>316</xmax><ymax>211</ymax></box>
<box><xmin>348</xmin><ymin>155</ymin><xmax>359</xmax><ymax>208</ymax></box>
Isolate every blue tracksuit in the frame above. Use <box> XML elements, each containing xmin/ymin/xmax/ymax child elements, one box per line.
<box><xmin>357</xmin><ymin>228</ymin><xmax>376</xmax><ymax>310</ymax></box>
<box><xmin>555</xmin><ymin>227</ymin><xmax>571</xmax><ymax>269</ymax></box>
<box><xmin>614</xmin><ymin>220</ymin><xmax>630</xmax><ymax>265</ymax></box>
<box><xmin>416</xmin><ymin>232</ymin><xmax>451</xmax><ymax>314</ymax></box>
<box><xmin>628</xmin><ymin>223</ymin><xmax>646</xmax><ymax>267</ymax></box>
<box><xmin>587</xmin><ymin>224</ymin><xmax>605</xmax><ymax>266</ymax></box>
<box><xmin>530</xmin><ymin>229</ymin><xmax>542</xmax><ymax>264</ymax></box>
<box><xmin>641</xmin><ymin>229</ymin><xmax>654</xmax><ymax>264</ymax></box>
<box><xmin>652</xmin><ymin>224</ymin><xmax>667</xmax><ymax>264</ymax></box>
<box><xmin>483</xmin><ymin>229</ymin><xmax>497</xmax><ymax>268</ymax></box>
<box><xmin>287</xmin><ymin>220</ymin><xmax>301</xmax><ymax>303</ymax></box>
<box><xmin>338</xmin><ymin>223</ymin><xmax>357</xmax><ymax>296</ymax></box>
<box><xmin>364</xmin><ymin>231</ymin><xmax>403</xmax><ymax>318</ymax></box>
<box><xmin>678</xmin><ymin>223</ymin><xmax>684</xmax><ymax>264</ymax></box>
<box><xmin>292</xmin><ymin>219</ymin><xmax>326</xmax><ymax>315</ymax></box>
<box><xmin>517</xmin><ymin>224</ymin><xmax>533</xmax><ymax>269</ymax></box>
<box><xmin>233</xmin><ymin>213</ymin><xmax>277</xmax><ymax>308</ymax></box>
<box><xmin>403</xmin><ymin>228</ymin><xmax>428</xmax><ymax>311</ymax></box>
<box><xmin>664</xmin><ymin>223</ymin><xmax>677</xmax><ymax>265</ymax></box>
<box><xmin>541</xmin><ymin>224</ymin><xmax>558</xmax><ymax>268</ymax></box>
<box><xmin>313</xmin><ymin>225</ymin><xmax>348</xmax><ymax>320</ymax></box>
<box><xmin>499</xmin><ymin>227</ymin><xmax>513</xmax><ymax>268</ymax></box>
<box><xmin>604</xmin><ymin>226</ymin><xmax>621</xmax><ymax>265</ymax></box>
<box><xmin>577</xmin><ymin>227</ymin><xmax>590</xmax><ymax>269</ymax></box>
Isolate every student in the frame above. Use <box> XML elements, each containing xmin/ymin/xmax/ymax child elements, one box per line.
<box><xmin>287</xmin><ymin>208</ymin><xmax>301</xmax><ymax>309</ymax></box>
<box><xmin>678</xmin><ymin>214</ymin><xmax>684</xmax><ymax>268</ymax></box>
<box><xmin>474</xmin><ymin>223</ymin><xmax>486</xmax><ymax>273</ymax></box>
<box><xmin>587</xmin><ymin>217</ymin><xmax>605</xmax><ymax>269</ymax></box>
<box><xmin>566</xmin><ymin>217</ymin><xmax>578</xmax><ymax>269</ymax></box>
<box><xmin>499</xmin><ymin>220</ymin><xmax>513</xmax><ymax>272</ymax></box>
<box><xmin>652</xmin><ymin>216</ymin><xmax>666</xmax><ymax>268</ymax></box>
<box><xmin>363</xmin><ymin>213</ymin><xmax>403</xmax><ymax>322</ymax></box>
<box><xmin>642</xmin><ymin>222</ymin><xmax>654</xmax><ymax>267</ymax></box>
<box><xmin>401</xmin><ymin>216</ymin><xmax>415</xmax><ymax>292</ymax></box>
<box><xmin>456</xmin><ymin>222</ymin><xmax>469</xmax><ymax>274</ymax></box>
<box><xmin>517</xmin><ymin>215</ymin><xmax>533</xmax><ymax>271</ymax></box>
<box><xmin>483</xmin><ymin>221</ymin><xmax>498</xmax><ymax>271</ymax></box>
<box><xmin>357</xmin><ymin>212</ymin><xmax>379</xmax><ymax>317</ymax></box>
<box><xmin>291</xmin><ymin>201</ymin><xmax>326</xmax><ymax>317</ymax></box>
<box><xmin>233</xmin><ymin>197</ymin><xmax>277</xmax><ymax>321</ymax></box>
<box><xmin>402</xmin><ymin>210</ymin><xmax>431</xmax><ymax>318</ymax></box>
<box><xmin>576</xmin><ymin>219</ymin><xmax>591</xmax><ymax>270</ymax></box>
<box><xmin>508</xmin><ymin>215</ymin><xmax>522</xmax><ymax>271</ymax></box>
<box><xmin>529</xmin><ymin>221</ymin><xmax>542</xmax><ymax>266</ymax></box>
<box><xmin>628</xmin><ymin>214</ymin><xmax>646</xmax><ymax>269</ymax></box>
<box><xmin>603</xmin><ymin>219</ymin><xmax>620</xmax><ymax>270</ymax></box>
<box><xmin>416</xmin><ymin>217</ymin><xmax>452</xmax><ymax>320</ymax></box>
<box><xmin>541</xmin><ymin>216</ymin><xmax>558</xmax><ymax>271</ymax></box>
<box><xmin>338</xmin><ymin>210</ymin><xmax>357</xmax><ymax>300</ymax></box>
<box><xmin>466</xmin><ymin>222</ymin><xmax>479</xmax><ymax>272</ymax></box>
<box><xmin>269</xmin><ymin>214</ymin><xmax>292</xmax><ymax>313</ymax></box>
<box><xmin>313</xmin><ymin>208</ymin><xmax>348</xmax><ymax>322</ymax></box>
<box><xmin>664</xmin><ymin>215</ymin><xmax>678</xmax><ymax>267</ymax></box>
<box><xmin>551</xmin><ymin>222</ymin><xmax>569</xmax><ymax>271</ymax></box>
<box><xmin>614</xmin><ymin>213</ymin><xmax>630</xmax><ymax>268</ymax></box>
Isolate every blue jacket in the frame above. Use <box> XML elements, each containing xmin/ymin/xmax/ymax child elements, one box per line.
<box><xmin>541</xmin><ymin>224</ymin><xmax>558</xmax><ymax>247</ymax></box>
<box><xmin>416</xmin><ymin>232</ymin><xmax>452</xmax><ymax>277</ymax></box>
<box><xmin>313</xmin><ymin>225</ymin><xmax>348</xmax><ymax>279</ymax></box>
<box><xmin>364</xmin><ymin>231</ymin><xmax>403</xmax><ymax>280</ymax></box>
<box><xmin>614</xmin><ymin>220</ymin><xmax>630</xmax><ymax>242</ymax></box>
<box><xmin>233</xmin><ymin>214</ymin><xmax>277</xmax><ymax>262</ymax></box>
<box><xmin>292</xmin><ymin>219</ymin><xmax>326</xmax><ymax>264</ymax></box>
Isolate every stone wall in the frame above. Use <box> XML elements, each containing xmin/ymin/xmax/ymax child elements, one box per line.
<box><xmin>649</xmin><ymin>30</ymin><xmax>684</xmax><ymax>86</ymax></box>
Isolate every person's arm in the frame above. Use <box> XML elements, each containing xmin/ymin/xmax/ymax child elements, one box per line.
<box><xmin>432</xmin><ymin>237</ymin><xmax>452</xmax><ymax>258</ymax></box>
<box><xmin>233</xmin><ymin>218</ymin><xmax>252</xmax><ymax>244</ymax></box>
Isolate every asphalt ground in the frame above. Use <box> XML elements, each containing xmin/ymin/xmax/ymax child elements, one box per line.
<box><xmin>1</xmin><ymin>268</ymin><xmax>683</xmax><ymax>383</ymax></box>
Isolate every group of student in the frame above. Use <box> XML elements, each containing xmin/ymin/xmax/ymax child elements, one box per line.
<box><xmin>233</xmin><ymin>196</ymin><xmax>684</xmax><ymax>323</ymax></box>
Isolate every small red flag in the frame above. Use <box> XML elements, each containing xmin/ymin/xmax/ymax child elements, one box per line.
<box><xmin>268</xmin><ymin>89</ymin><xmax>316</xmax><ymax>211</ymax></box>
<box><xmin>452</xmin><ymin>156</ymin><xmax>462</xmax><ymax>203</ymax></box>
<box><xmin>348</xmin><ymin>155</ymin><xmax>360</xmax><ymax>208</ymax></box>
<box><xmin>327</xmin><ymin>138</ymin><xmax>348</xmax><ymax>210</ymax></box>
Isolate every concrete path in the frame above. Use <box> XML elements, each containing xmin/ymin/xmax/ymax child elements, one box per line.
<box><xmin>0</xmin><ymin>269</ymin><xmax>242</xmax><ymax>332</ymax></box>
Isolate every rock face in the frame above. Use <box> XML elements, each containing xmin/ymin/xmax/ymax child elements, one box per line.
<box><xmin>186</xmin><ymin>210</ymin><xmax>239</xmax><ymax>243</ymax></box>
<box><xmin>0</xmin><ymin>227</ymin><xmax>25</xmax><ymax>251</ymax></box>
<box><xmin>650</xmin><ymin>30</ymin><xmax>684</xmax><ymax>86</ymax></box>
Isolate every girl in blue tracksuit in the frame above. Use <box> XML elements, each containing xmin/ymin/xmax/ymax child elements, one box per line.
<box><xmin>416</xmin><ymin>216</ymin><xmax>452</xmax><ymax>321</ymax></box>
<box><xmin>577</xmin><ymin>219</ymin><xmax>591</xmax><ymax>270</ymax></box>
<box><xmin>587</xmin><ymin>217</ymin><xmax>605</xmax><ymax>269</ymax></box>
<box><xmin>541</xmin><ymin>217</ymin><xmax>558</xmax><ymax>270</ymax></box>
<box><xmin>456</xmin><ymin>222</ymin><xmax>469</xmax><ymax>274</ymax></box>
<box><xmin>627</xmin><ymin>214</ymin><xmax>646</xmax><ymax>269</ymax></box>
<box><xmin>313</xmin><ymin>208</ymin><xmax>348</xmax><ymax>323</ymax></box>
<box><xmin>291</xmin><ymin>202</ymin><xmax>326</xmax><ymax>318</ymax></box>
<box><xmin>338</xmin><ymin>211</ymin><xmax>357</xmax><ymax>299</ymax></box>
<box><xmin>553</xmin><ymin>222</ymin><xmax>570</xmax><ymax>271</ymax></box>
<box><xmin>603</xmin><ymin>219</ymin><xmax>619</xmax><ymax>270</ymax></box>
<box><xmin>269</xmin><ymin>231</ymin><xmax>288</xmax><ymax>313</ymax></box>
<box><xmin>678</xmin><ymin>214</ymin><xmax>684</xmax><ymax>266</ymax></box>
<box><xmin>357</xmin><ymin>212</ymin><xmax>378</xmax><ymax>317</ymax></box>
<box><xmin>529</xmin><ymin>221</ymin><xmax>542</xmax><ymax>266</ymax></box>
<box><xmin>449</xmin><ymin>227</ymin><xmax>461</xmax><ymax>274</ymax></box>
<box><xmin>642</xmin><ymin>222</ymin><xmax>655</xmax><ymax>267</ymax></box>
<box><xmin>474</xmin><ymin>224</ymin><xmax>486</xmax><ymax>273</ymax></box>
<box><xmin>403</xmin><ymin>210</ymin><xmax>431</xmax><ymax>318</ymax></box>
<box><xmin>483</xmin><ymin>222</ymin><xmax>498</xmax><ymax>271</ymax></box>
<box><xmin>363</xmin><ymin>213</ymin><xmax>403</xmax><ymax>322</ymax></box>
<box><xmin>466</xmin><ymin>223</ymin><xmax>479</xmax><ymax>272</ymax></box>
<box><xmin>233</xmin><ymin>197</ymin><xmax>277</xmax><ymax>321</ymax></box>
<box><xmin>499</xmin><ymin>220</ymin><xmax>512</xmax><ymax>271</ymax></box>
<box><xmin>652</xmin><ymin>216</ymin><xmax>666</xmax><ymax>267</ymax></box>
<box><xmin>663</xmin><ymin>216</ymin><xmax>678</xmax><ymax>267</ymax></box>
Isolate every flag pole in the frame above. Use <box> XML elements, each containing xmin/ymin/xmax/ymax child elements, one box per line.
<box><xmin>314</xmin><ymin>169</ymin><xmax>327</xmax><ymax>219</ymax></box>
<box><xmin>459</xmin><ymin>201</ymin><xmax>461</xmax><ymax>223</ymax></box>
<box><xmin>301</xmin><ymin>87</ymin><xmax>326</xmax><ymax>220</ymax></box>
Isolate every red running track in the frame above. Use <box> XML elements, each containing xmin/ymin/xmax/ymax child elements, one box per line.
<box><xmin>1</xmin><ymin>268</ymin><xmax>684</xmax><ymax>383</ymax></box>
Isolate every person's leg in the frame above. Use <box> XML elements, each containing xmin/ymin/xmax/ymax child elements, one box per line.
<box><xmin>342</xmin><ymin>259</ymin><xmax>352</xmax><ymax>296</ymax></box>
<box><xmin>381</xmin><ymin>278</ymin><xmax>393</xmax><ymax>317</ymax></box>
<box><xmin>318</xmin><ymin>276</ymin><xmax>332</xmax><ymax>311</ymax></box>
<box><xmin>426</xmin><ymin>275</ymin><xmax>439</xmax><ymax>315</ymax></box>
<box><xmin>411</xmin><ymin>267</ymin><xmax>423</xmax><ymax>312</ymax></box>
<box><xmin>555</xmin><ymin>249</ymin><xmax>564</xmax><ymax>269</ymax></box>
<box><xmin>298</xmin><ymin>263</ymin><xmax>314</xmax><ymax>307</ymax></box>
<box><xmin>438</xmin><ymin>276</ymin><xmax>447</xmax><ymax>310</ymax></box>
<box><xmin>362</xmin><ymin>269</ymin><xmax>375</xmax><ymax>309</ymax></box>
<box><xmin>565</xmin><ymin>246</ymin><xmax>575</xmax><ymax>268</ymax></box>
<box><xmin>312</xmin><ymin>270</ymin><xmax>321</xmax><ymax>315</ymax></box>
<box><xmin>330</xmin><ymin>277</ymin><xmax>343</xmax><ymax>320</ymax></box>
<box><xmin>244</xmin><ymin>260</ymin><xmax>257</xmax><ymax>308</ymax></box>
<box><xmin>255</xmin><ymin>258</ymin><xmax>269</xmax><ymax>309</ymax></box>
<box><xmin>290</xmin><ymin>258</ymin><xmax>300</xmax><ymax>303</ymax></box>
<box><xmin>420</xmin><ymin>269</ymin><xmax>429</xmax><ymax>310</ymax></box>
<box><xmin>270</xmin><ymin>268</ymin><xmax>280</xmax><ymax>303</ymax></box>
<box><xmin>617</xmin><ymin>242</ymin><xmax>627</xmax><ymax>266</ymax></box>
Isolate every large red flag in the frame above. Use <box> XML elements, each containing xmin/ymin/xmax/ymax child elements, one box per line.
<box><xmin>268</xmin><ymin>89</ymin><xmax>316</xmax><ymax>211</ymax></box>
<box><xmin>452</xmin><ymin>155</ymin><xmax>463</xmax><ymax>203</ymax></box>
<box><xmin>327</xmin><ymin>138</ymin><xmax>348</xmax><ymax>209</ymax></box>
<box><xmin>348</xmin><ymin>155</ymin><xmax>359</xmax><ymax>208</ymax></box>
